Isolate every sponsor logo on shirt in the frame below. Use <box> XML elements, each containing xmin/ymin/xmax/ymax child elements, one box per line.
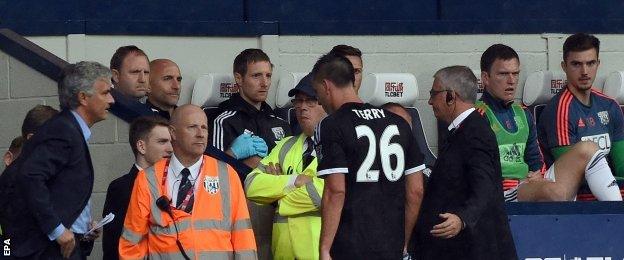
<box><xmin>581</xmin><ymin>133</ymin><xmax>611</xmax><ymax>153</ymax></box>
<box><xmin>597</xmin><ymin>111</ymin><xmax>609</xmax><ymax>125</ymax></box>
<box><xmin>500</xmin><ymin>143</ymin><xmax>525</xmax><ymax>163</ymax></box>
<box><xmin>578</xmin><ymin>118</ymin><xmax>585</xmax><ymax>128</ymax></box>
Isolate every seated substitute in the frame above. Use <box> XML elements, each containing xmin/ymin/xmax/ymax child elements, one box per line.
<box><xmin>245</xmin><ymin>73</ymin><xmax>326</xmax><ymax>260</ymax></box>
<box><xmin>537</xmin><ymin>34</ymin><xmax>622</xmax><ymax>201</ymax></box>
<box><xmin>208</xmin><ymin>49</ymin><xmax>289</xmax><ymax>169</ymax></box>
<box><xmin>146</xmin><ymin>59</ymin><xmax>182</xmax><ymax>120</ymax></box>
<box><xmin>476</xmin><ymin>43</ymin><xmax>621</xmax><ymax>201</ymax></box>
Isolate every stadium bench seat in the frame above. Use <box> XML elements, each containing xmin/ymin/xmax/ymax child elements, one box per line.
<box><xmin>191</xmin><ymin>73</ymin><xmax>238</xmax><ymax>118</ymax></box>
<box><xmin>603</xmin><ymin>70</ymin><xmax>624</xmax><ymax>114</ymax></box>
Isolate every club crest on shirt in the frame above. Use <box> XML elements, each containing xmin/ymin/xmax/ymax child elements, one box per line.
<box><xmin>204</xmin><ymin>176</ymin><xmax>219</xmax><ymax>194</ymax></box>
<box><xmin>272</xmin><ymin>127</ymin><xmax>285</xmax><ymax>140</ymax></box>
<box><xmin>597</xmin><ymin>111</ymin><xmax>609</xmax><ymax>125</ymax></box>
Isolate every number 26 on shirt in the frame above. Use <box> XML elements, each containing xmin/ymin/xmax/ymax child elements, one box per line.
<box><xmin>355</xmin><ymin>124</ymin><xmax>405</xmax><ymax>182</ymax></box>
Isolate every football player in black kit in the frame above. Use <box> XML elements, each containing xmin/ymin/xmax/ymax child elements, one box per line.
<box><xmin>312</xmin><ymin>53</ymin><xmax>426</xmax><ymax>260</ymax></box>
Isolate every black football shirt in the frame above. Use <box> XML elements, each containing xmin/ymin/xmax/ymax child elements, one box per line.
<box><xmin>315</xmin><ymin>102</ymin><xmax>425</xmax><ymax>259</ymax></box>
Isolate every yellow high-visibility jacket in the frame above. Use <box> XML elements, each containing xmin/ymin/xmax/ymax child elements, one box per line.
<box><xmin>245</xmin><ymin>134</ymin><xmax>323</xmax><ymax>260</ymax></box>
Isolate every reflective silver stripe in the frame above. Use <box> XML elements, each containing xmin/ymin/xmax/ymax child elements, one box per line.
<box><xmin>217</xmin><ymin>161</ymin><xmax>232</xmax><ymax>228</ymax></box>
<box><xmin>244</xmin><ymin>172</ymin><xmax>259</xmax><ymax>191</ymax></box>
<box><xmin>196</xmin><ymin>250</ymin><xmax>257</xmax><ymax>260</ymax></box>
<box><xmin>149</xmin><ymin>250</ymin><xmax>196</xmax><ymax>260</ymax></box>
<box><xmin>194</xmin><ymin>219</ymin><xmax>228</xmax><ymax>231</ymax></box>
<box><xmin>121</xmin><ymin>228</ymin><xmax>144</xmax><ymax>244</ymax></box>
<box><xmin>273</xmin><ymin>213</ymin><xmax>288</xmax><ymax>223</ymax></box>
<box><xmin>305</xmin><ymin>182</ymin><xmax>322</xmax><ymax>208</ymax></box>
<box><xmin>232</xmin><ymin>219</ymin><xmax>252</xmax><ymax>230</ymax></box>
<box><xmin>235</xmin><ymin>250</ymin><xmax>259</xmax><ymax>260</ymax></box>
<box><xmin>278</xmin><ymin>136</ymin><xmax>298</xmax><ymax>167</ymax></box>
<box><xmin>197</xmin><ymin>251</ymin><xmax>232</xmax><ymax>259</ymax></box>
<box><xmin>144</xmin><ymin>166</ymin><xmax>165</xmax><ymax>226</ymax></box>
<box><xmin>149</xmin><ymin>219</ymin><xmax>191</xmax><ymax>235</ymax></box>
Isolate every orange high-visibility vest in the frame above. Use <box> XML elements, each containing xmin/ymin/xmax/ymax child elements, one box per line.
<box><xmin>119</xmin><ymin>155</ymin><xmax>257</xmax><ymax>260</ymax></box>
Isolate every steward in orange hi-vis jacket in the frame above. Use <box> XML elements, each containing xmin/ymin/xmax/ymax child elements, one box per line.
<box><xmin>119</xmin><ymin>155</ymin><xmax>257</xmax><ymax>259</ymax></box>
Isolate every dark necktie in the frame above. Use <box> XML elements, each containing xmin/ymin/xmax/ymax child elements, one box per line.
<box><xmin>176</xmin><ymin>168</ymin><xmax>194</xmax><ymax>213</ymax></box>
<box><xmin>302</xmin><ymin>137</ymin><xmax>315</xmax><ymax>169</ymax></box>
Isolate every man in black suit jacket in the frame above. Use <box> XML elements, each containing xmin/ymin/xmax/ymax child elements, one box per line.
<box><xmin>102</xmin><ymin>116</ymin><xmax>172</xmax><ymax>260</ymax></box>
<box><xmin>415</xmin><ymin>65</ymin><xmax>517</xmax><ymax>259</ymax></box>
<box><xmin>9</xmin><ymin>61</ymin><xmax>114</xmax><ymax>259</ymax></box>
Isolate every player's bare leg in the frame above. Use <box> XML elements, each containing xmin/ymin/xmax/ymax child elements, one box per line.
<box><xmin>518</xmin><ymin>141</ymin><xmax>620</xmax><ymax>201</ymax></box>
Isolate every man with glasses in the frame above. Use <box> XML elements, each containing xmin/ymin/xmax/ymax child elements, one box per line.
<box><xmin>245</xmin><ymin>73</ymin><xmax>326</xmax><ymax>260</ymax></box>
<box><xmin>538</xmin><ymin>33</ymin><xmax>623</xmax><ymax>200</ymax></box>
<box><xmin>418</xmin><ymin>65</ymin><xmax>516</xmax><ymax>259</ymax></box>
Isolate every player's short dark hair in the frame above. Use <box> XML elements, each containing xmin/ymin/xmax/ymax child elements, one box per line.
<box><xmin>8</xmin><ymin>136</ymin><xmax>24</xmax><ymax>155</ymax></box>
<box><xmin>233</xmin><ymin>49</ymin><xmax>272</xmax><ymax>77</ymax></box>
<box><xmin>312</xmin><ymin>53</ymin><xmax>355</xmax><ymax>88</ymax></box>
<box><xmin>21</xmin><ymin>105</ymin><xmax>59</xmax><ymax>137</ymax></box>
<box><xmin>329</xmin><ymin>44</ymin><xmax>362</xmax><ymax>58</ymax></box>
<box><xmin>110</xmin><ymin>45</ymin><xmax>149</xmax><ymax>73</ymax></box>
<box><xmin>563</xmin><ymin>33</ymin><xmax>600</xmax><ymax>62</ymax></box>
<box><xmin>129</xmin><ymin>116</ymin><xmax>169</xmax><ymax>157</ymax></box>
<box><xmin>480</xmin><ymin>44</ymin><xmax>519</xmax><ymax>73</ymax></box>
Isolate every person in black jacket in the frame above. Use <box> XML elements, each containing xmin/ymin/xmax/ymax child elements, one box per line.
<box><xmin>0</xmin><ymin>105</ymin><xmax>58</xmax><ymax>239</ymax></box>
<box><xmin>415</xmin><ymin>65</ymin><xmax>517</xmax><ymax>260</ymax></box>
<box><xmin>9</xmin><ymin>61</ymin><xmax>114</xmax><ymax>259</ymax></box>
<box><xmin>101</xmin><ymin>116</ymin><xmax>172</xmax><ymax>260</ymax></box>
<box><xmin>208</xmin><ymin>49</ymin><xmax>291</xmax><ymax>169</ymax></box>
<box><xmin>108</xmin><ymin>45</ymin><xmax>155</xmax><ymax>122</ymax></box>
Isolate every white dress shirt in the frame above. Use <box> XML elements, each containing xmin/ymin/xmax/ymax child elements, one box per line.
<box><xmin>447</xmin><ymin>108</ymin><xmax>476</xmax><ymax>131</ymax></box>
<box><xmin>166</xmin><ymin>154</ymin><xmax>203</xmax><ymax>207</ymax></box>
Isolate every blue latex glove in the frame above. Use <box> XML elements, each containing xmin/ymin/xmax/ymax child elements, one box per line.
<box><xmin>251</xmin><ymin>136</ymin><xmax>268</xmax><ymax>157</ymax></box>
<box><xmin>230</xmin><ymin>133</ymin><xmax>258</xmax><ymax>159</ymax></box>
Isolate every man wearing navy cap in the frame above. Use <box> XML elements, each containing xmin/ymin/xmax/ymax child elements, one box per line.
<box><xmin>245</xmin><ymin>73</ymin><xmax>327</xmax><ymax>260</ymax></box>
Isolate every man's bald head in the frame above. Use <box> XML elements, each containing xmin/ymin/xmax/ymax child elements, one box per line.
<box><xmin>148</xmin><ymin>59</ymin><xmax>182</xmax><ymax>111</ymax></box>
<box><xmin>382</xmin><ymin>102</ymin><xmax>413</xmax><ymax>128</ymax></box>
<box><xmin>170</xmin><ymin>104</ymin><xmax>204</xmax><ymax>126</ymax></box>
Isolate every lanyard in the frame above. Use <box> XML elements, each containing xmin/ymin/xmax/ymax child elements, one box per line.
<box><xmin>161</xmin><ymin>158</ymin><xmax>204</xmax><ymax>211</ymax></box>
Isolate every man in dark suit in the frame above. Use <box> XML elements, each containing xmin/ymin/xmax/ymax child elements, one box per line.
<box><xmin>101</xmin><ymin>116</ymin><xmax>172</xmax><ymax>259</ymax></box>
<box><xmin>9</xmin><ymin>61</ymin><xmax>114</xmax><ymax>259</ymax></box>
<box><xmin>415</xmin><ymin>65</ymin><xmax>517</xmax><ymax>259</ymax></box>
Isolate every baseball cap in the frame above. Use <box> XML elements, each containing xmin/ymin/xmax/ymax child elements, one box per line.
<box><xmin>287</xmin><ymin>72</ymin><xmax>316</xmax><ymax>98</ymax></box>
